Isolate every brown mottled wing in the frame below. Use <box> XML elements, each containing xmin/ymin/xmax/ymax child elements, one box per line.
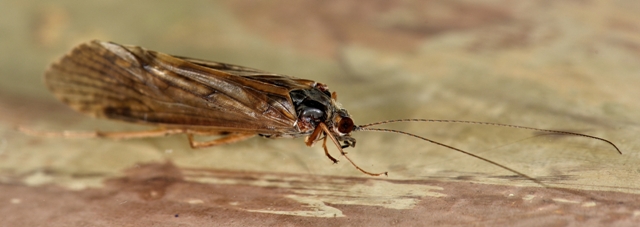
<box><xmin>45</xmin><ymin>40</ymin><xmax>315</xmax><ymax>134</ymax></box>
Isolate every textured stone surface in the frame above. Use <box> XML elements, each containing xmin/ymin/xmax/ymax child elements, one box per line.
<box><xmin>1</xmin><ymin>0</ymin><xmax>639</xmax><ymax>226</ymax></box>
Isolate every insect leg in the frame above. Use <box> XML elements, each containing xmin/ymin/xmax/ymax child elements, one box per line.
<box><xmin>321</xmin><ymin>136</ymin><xmax>339</xmax><ymax>164</ymax></box>
<box><xmin>318</xmin><ymin>123</ymin><xmax>387</xmax><ymax>176</ymax></box>
<box><xmin>305</xmin><ymin>124</ymin><xmax>339</xmax><ymax>163</ymax></box>
<box><xmin>18</xmin><ymin>126</ymin><xmax>185</xmax><ymax>139</ymax></box>
<box><xmin>187</xmin><ymin>133</ymin><xmax>255</xmax><ymax>149</ymax></box>
<box><xmin>304</xmin><ymin>124</ymin><xmax>324</xmax><ymax>146</ymax></box>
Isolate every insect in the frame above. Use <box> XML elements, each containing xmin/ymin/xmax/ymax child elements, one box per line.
<box><xmin>23</xmin><ymin>40</ymin><xmax>621</xmax><ymax>180</ymax></box>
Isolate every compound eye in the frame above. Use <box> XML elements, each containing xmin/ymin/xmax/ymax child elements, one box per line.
<box><xmin>337</xmin><ymin>117</ymin><xmax>354</xmax><ymax>134</ymax></box>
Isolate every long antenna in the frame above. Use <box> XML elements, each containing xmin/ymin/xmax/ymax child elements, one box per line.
<box><xmin>355</xmin><ymin>126</ymin><xmax>546</xmax><ymax>185</ymax></box>
<box><xmin>358</xmin><ymin>119</ymin><xmax>621</xmax><ymax>154</ymax></box>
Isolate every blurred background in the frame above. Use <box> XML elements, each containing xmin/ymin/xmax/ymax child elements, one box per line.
<box><xmin>1</xmin><ymin>0</ymin><xmax>640</xmax><ymax>226</ymax></box>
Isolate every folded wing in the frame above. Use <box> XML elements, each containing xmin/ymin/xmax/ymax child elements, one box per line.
<box><xmin>45</xmin><ymin>40</ymin><xmax>312</xmax><ymax>134</ymax></box>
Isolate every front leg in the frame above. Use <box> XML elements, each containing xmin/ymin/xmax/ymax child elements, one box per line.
<box><xmin>321</xmin><ymin>136</ymin><xmax>339</xmax><ymax>164</ymax></box>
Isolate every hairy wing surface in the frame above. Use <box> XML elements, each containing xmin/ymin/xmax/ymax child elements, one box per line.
<box><xmin>45</xmin><ymin>40</ymin><xmax>311</xmax><ymax>133</ymax></box>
